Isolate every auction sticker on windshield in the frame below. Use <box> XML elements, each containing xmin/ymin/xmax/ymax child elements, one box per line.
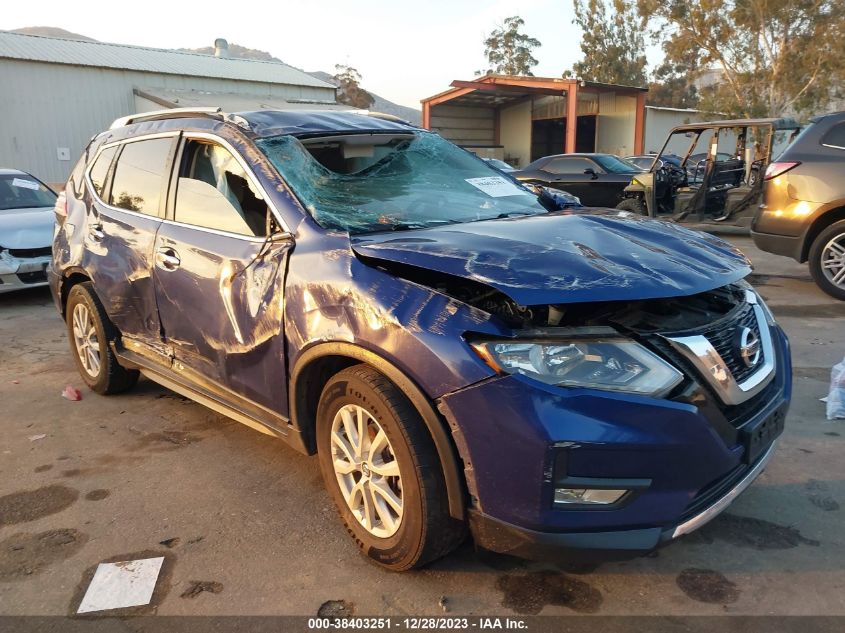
<box><xmin>465</xmin><ymin>176</ymin><xmax>527</xmax><ymax>197</ymax></box>
<box><xmin>12</xmin><ymin>178</ymin><xmax>40</xmax><ymax>190</ymax></box>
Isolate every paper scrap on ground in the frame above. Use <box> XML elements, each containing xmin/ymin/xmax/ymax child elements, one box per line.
<box><xmin>62</xmin><ymin>385</ymin><xmax>82</xmax><ymax>401</ymax></box>
<box><xmin>465</xmin><ymin>176</ymin><xmax>528</xmax><ymax>198</ymax></box>
<box><xmin>77</xmin><ymin>557</ymin><xmax>164</xmax><ymax>613</ymax></box>
<box><xmin>28</xmin><ymin>434</ymin><xmax>46</xmax><ymax>442</ymax></box>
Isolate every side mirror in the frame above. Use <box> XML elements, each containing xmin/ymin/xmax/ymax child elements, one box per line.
<box><xmin>584</xmin><ymin>168</ymin><xmax>598</xmax><ymax>179</ymax></box>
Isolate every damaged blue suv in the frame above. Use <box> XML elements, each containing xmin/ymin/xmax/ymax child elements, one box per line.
<box><xmin>51</xmin><ymin>109</ymin><xmax>790</xmax><ymax>570</ymax></box>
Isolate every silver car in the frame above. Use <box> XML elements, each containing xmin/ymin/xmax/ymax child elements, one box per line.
<box><xmin>0</xmin><ymin>169</ymin><xmax>57</xmax><ymax>293</ymax></box>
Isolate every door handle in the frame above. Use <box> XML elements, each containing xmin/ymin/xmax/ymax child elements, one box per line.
<box><xmin>89</xmin><ymin>224</ymin><xmax>105</xmax><ymax>242</ymax></box>
<box><xmin>155</xmin><ymin>247</ymin><xmax>181</xmax><ymax>271</ymax></box>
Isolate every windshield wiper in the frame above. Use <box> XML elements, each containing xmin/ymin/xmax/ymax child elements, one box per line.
<box><xmin>495</xmin><ymin>211</ymin><xmax>537</xmax><ymax>218</ymax></box>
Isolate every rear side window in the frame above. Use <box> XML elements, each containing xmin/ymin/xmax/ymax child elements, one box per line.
<box><xmin>821</xmin><ymin>122</ymin><xmax>845</xmax><ymax>149</ymax></box>
<box><xmin>109</xmin><ymin>138</ymin><xmax>173</xmax><ymax>216</ymax></box>
<box><xmin>88</xmin><ymin>146</ymin><xmax>118</xmax><ymax>199</ymax></box>
<box><xmin>173</xmin><ymin>139</ymin><xmax>269</xmax><ymax>237</ymax></box>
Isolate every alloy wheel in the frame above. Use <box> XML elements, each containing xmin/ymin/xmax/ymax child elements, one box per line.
<box><xmin>72</xmin><ymin>303</ymin><xmax>101</xmax><ymax>378</ymax></box>
<box><xmin>330</xmin><ymin>403</ymin><xmax>403</xmax><ymax>538</ymax></box>
<box><xmin>820</xmin><ymin>234</ymin><xmax>845</xmax><ymax>289</ymax></box>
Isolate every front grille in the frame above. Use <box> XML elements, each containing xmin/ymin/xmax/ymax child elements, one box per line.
<box><xmin>8</xmin><ymin>246</ymin><xmax>52</xmax><ymax>258</ymax></box>
<box><xmin>700</xmin><ymin>302</ymin><xmax>762</xmax><ymax>385</ymax></box>
<box><xmin>721</xmin><ymin>375</ymin><xmax>780</xmax><ymax>427</ymax></box>
<box><xmin>17</xmin><ymin>270</ymin><xmax>47</xmax><ymax>284</ymax></box>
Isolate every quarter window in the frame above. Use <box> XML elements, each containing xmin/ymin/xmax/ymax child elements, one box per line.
<box><xmin>88</xmin><ymin>146</ymin><xmax>118</xmax><ymax>199</ymax></box>
<box><xmin>109</xmin><ymin>138</ymin><xmax>173</xmax><ymax>216</ymax></box>
<box><xmin>174</xmin><ymin>139</ymin><xmax>269</xmax><ymax>237</ymax></box>
<box><xmin>821</xmin><ymin>122</ymin><xmax>845</xmax><ymax>149</ymax></box>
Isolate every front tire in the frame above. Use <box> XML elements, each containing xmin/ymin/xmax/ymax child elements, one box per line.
<box><xmin>66</xmin><ymin>282</ymin><xmax>139</xmax><ymax>394</ymax></box>
<box><xmin>808</xmin><ymin>220</ymin><xmax>845</xmax><ymax>301</ymax></box>
<box><xmin>316</xmin><ymin>364</ymin><xmax>463</xmax><ymax>570</ymax></box>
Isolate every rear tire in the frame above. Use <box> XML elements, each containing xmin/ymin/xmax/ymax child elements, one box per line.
<box><xmin>616</xmin><ymin>197</ymin><xmax>647</xmax><ymax>215</ymax></box>
<box><xmin>808</xmin><ymin>220</ymin><xmax>845</xmax><ymax>301</ymax></box>
<box><xmin>316</xmin><ymin>364</ymin><xmax>464</xmax><ymax>570</ymax></box>
<box><xmin>66</xmin><ymin>282</ymin><xmax>139</xmax><ymax>394</ymax></box>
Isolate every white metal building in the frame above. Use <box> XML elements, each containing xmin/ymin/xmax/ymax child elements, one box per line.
<box><xmin>0</xmin><ymin>31</ymin><xmax>338</xmax><ymax>184</ymax></box>
<box><xmin>643</xmin><ymin>106</ymin><xmax>710</xmax><ymax>155</ymax></box>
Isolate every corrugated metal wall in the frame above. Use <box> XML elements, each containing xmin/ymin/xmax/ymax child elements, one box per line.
<box><xmin>428</xmin><ymin>105</ymin><xmax>495</xmax><ymax>147</ymax></box>
<box><xmin>0</xmin><ymin>59</ymin><xmax>335</xmax><ymax>184</ymax></box>
<box><xmin>595</xmin><ymin>93</ymin><xmax>636</xmax><ymax>156</ymax></box>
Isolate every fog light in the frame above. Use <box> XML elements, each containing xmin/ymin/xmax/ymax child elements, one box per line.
<box><xmin>554</xmin><ymin>488</ymin><xmax>628</xmax><ymax>505</ymax></box>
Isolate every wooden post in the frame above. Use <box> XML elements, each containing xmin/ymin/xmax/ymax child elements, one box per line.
<box><xmin>634</xmin><ymin>91</ymin><xmax>646</xmax><ymax>154</ymax></box>
<box><xmin>565</xmin><ymin>83</ymin><xmax>578</xmax><ymax>153</ymax></box>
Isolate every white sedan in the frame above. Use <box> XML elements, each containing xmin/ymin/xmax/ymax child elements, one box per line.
<box><xmin>0</xmin><ymin>169</ymin><xmax>57</xmax><ymax>293</ymax></box>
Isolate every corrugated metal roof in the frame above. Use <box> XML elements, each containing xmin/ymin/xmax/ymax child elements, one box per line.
<box><xmin>136</xmin><ymin>87</ymin><xmax>357</xmax><ymax>112</ymax></box>
<box><xmin>0</xmin><ymin>30</ymin><xmax>335</xmax><ymax>89</ymax></box>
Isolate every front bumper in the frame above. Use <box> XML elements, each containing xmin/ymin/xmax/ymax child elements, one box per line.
<box><xmin>439</xmin><ymin>325</ymin><xmax>790</xmax><ymax>558</ymax></box>
<box><xmin>0</xmin><ymin>251</ymin><xmax>51</xmax><ymax>293</ymax></box>
<box><xmin>466</xmin><ymin>439</ymin><xmax>779</xmax><ymax>559</ymax></box>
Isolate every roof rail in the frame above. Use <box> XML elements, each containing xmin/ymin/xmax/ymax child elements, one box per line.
<box><xmin>110</xmin><ymin>107</ymin><xmax>224</xmax><ymax>130</ymax></box>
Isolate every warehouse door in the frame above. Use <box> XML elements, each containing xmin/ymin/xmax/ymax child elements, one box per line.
<box><xmin>531</xmin><ymin>118</ymin><xmax>565</xmax><ymax>161</ymax></box>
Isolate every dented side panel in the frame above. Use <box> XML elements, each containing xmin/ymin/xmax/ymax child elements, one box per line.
<box><xmin>284</xmin><ymin>228</ymin><xmax>502</xmax><ymax>401</ymax></box>
<box><xmin>154</xmin><ymin>223</ymin><xmax>292</xmax><ymax>413</ymax></box>
<box><xmin>68</xmin><ymin>196</ymin><xmax>164</xmax><ymax>347</ymax></box>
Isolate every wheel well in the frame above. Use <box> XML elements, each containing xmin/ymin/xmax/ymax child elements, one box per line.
<box><xmin>60</xmin><ymin>272</ymin><xmax>91</xmax><ymax>317</ymax></box>
<box><xmin>290</xmin><ymin>344</ymin><xmax>467</xmax><ymax>520</ymax></box>
<box><xmin>292</xmin><ymin>354</ymin><xmax>359</xmax><ymax>454</ymax></box>
<box><xmin>802</xmin><ymin>206</ymin><xmax>845</xmax><ymax>262</ymax></box>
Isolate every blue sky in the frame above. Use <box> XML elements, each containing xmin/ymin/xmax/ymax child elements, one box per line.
<box><xmin>4</xmin><ymin>0</ymin><xmax>662</xmax><ymax>109</ymax></box>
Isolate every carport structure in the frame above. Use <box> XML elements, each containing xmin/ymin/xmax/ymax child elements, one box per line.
<box><xmin>421</xmin><ymin>75</ymin><xmax>647</xmax><ymax>169</ymax></box>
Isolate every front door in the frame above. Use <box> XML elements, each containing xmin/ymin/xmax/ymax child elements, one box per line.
<box><xmin>152</xmin><ymin>136</ymin><xmax>293</xmax><ymax>416</ymax></box>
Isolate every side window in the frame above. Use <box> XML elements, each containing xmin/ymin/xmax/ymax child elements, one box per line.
<box><xmin>545</xmin><ymin>157</ymin><xmax>595</xmax><ymax>174</ymax></box>
<box><xmin>174</xmin><ymin>139</ymin><xmax>269</xmax><ymax>237</ymax></box>
<box><xmin>88</xmin><ymin>146</ymin><xmax>118</xmax><ymax>199</ymax></box>
<box><xmin>821</xmin><ymin>122</ymin><xmax>845</xmax><ymax>149</ymax></box>
<box><xmin>109</xmin><ymin>138</ymin><xmax>173</xmax><ymax>216</ymax></box>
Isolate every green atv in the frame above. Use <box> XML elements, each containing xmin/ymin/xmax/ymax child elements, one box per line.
<box><xmin>618</xmin><ymin>118</ymin><xmax>801</xmax><ymax>229</ymax></box>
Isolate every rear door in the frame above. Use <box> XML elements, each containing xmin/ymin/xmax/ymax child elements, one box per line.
<box><xmin>84</xmin><ymin>133</ymin><xmax>178</xmax><ymax>349</ymax></box>
<box><xmin>152</xmin><ymin>134</ymin><xmax>293</xmax><ymax>416</ymax></box>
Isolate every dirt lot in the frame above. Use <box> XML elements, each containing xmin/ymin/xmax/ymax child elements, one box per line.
<box><xmin>0</xmin><ymin>236</ymin><xmax>843</xmax><ymax>617</ymax></box>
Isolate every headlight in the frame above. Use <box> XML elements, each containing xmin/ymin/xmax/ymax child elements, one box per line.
<box><xmin>471</xmin><ymin>336</ymin><xmax>683</xmax><ymax>397</ymax></box>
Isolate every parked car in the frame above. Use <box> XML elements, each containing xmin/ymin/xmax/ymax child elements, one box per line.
<box><xmin>52</xmin><ymin>108</ymin><xmax>790</xmax><ymax>570</ymax></box>
<box><xmin>481</xmin><ymin>157</ymin><xmax>515</xmax><ymax>172</ymax></box>
<box><xmin>752</xmin><ymin>111</ymin><xmax>845</xmax><ymax>300</ymax></box>
<box><xmin>512</xmin><ymin>153</ymin><xmax>642</xmax><ymax>207</ymax></box>
<box><xmin>0</xmin><ymin>169</ymin><xmax>57</xmax><ymax>293</ymax></box>
<box><xmin>687</xmin><ymin>151</ymin><xmax>734</xmax><ymax>185</ymax></box>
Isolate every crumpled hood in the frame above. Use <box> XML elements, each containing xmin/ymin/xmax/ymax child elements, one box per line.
<box><xmin>0</xmin><ymin>206</ymin><xmax>54</xmax><ymax>249</ymax></box>
<box><xmin>351</xmin><ymin>213</ymin><xmax>751</xmax><ymax>305</ymax></box>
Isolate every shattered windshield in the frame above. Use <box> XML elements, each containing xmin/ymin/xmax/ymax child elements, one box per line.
<box><xmin>256</xmin><ymin>131</ymin><xmax>547</xmax><ymax>233</ymax></box>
